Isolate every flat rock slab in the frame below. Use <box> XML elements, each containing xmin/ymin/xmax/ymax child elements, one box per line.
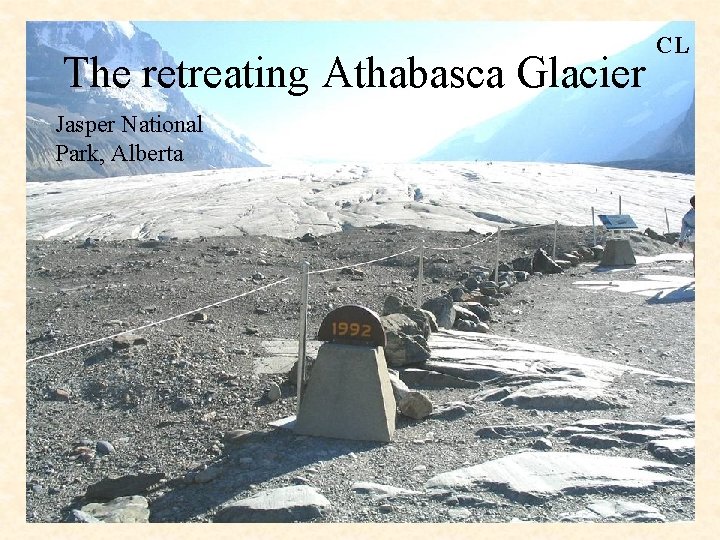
<box><xmin>647</xmin><ymin>437</ymin><xmax>695</xmax><ymax>464</ymax></box>
<box><xmin>214</xmin><ymin>485</ymin><xmax>331</xmax><ymax>522</ymax></box>
<box><xmin>256</xmin><ymin>339</ymin><xmax>322</xmax><ymax>374</ymax></box>
<box><xmin>574</xmin><ymin>275</ymin><xmax>694</xmax><ymax>302</ymax></box>
<box><xmin>399</xmin><ymin>368</ymin><xmax>480</xmax><ymax>389</ymax></box>
<box><xmin>80</xmin><ymin>495</ymin><xmax>150</xmax><ymax>523</ymax></box>
<box><xmin>499</xmin><ymin>379</ymin><xmax>623</xmax><ymax>411</ymax></box>
<box><xmin>351</xmin><ymin>482</ymin><xmax>423</xmax><ymax>500</ymax></box>
<box><xmin>617</xmin><ymin>428</ymin><xmax>693</xmax><ymax>444</ymax></box>
<box><xmin>661</xmin><ymin>413</ymin><xmax>695</xmax><ymax>428</ymax></box>
<box><xmin>476</xmin><ymin>423</ymin><xmax>553</xmax><ymax>439</ymax></box>
<box><xmin>425</xmin><ymin>451</ymin><xmax>683</xmax><ymax>504</ymax></box>
<box><xmin>561</xmin><ymin>498</ymin><xmax>666</xmax><ymax>523</ymax></box>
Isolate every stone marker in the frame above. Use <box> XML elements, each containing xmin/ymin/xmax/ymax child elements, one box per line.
<box><xmin>601</xmin><ymin>238</ymin><xmax>636</xmax><ymax>266</ymax></box>
<box><xmin>295</xmin><ymin>343</ymin><xmax>396</xmax><ymax>442</ymax></box>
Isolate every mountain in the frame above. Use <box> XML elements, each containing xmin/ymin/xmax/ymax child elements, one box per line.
<box><xmin>26</xmin><ymin>21</ymin><xmax>263</xmax><ymax>181</ymax></box>
<box><xmin>421</xmin><ymin>22</ymin><xmax>695</xmax><ymax>172</ymax></box>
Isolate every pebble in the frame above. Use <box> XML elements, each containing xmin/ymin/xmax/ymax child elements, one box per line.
<box><xmin>96</xmin><ymin>441</ymin><xmax>115</xmax><ymax>455</ymax></box>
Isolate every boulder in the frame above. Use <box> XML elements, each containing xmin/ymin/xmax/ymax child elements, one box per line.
<box><xmin>421</xmin><ymin>296</ymin><xmax>456</xmax><ymax>329</ymax></box>
<box><xmin>575</xmin><ymin>246</ymin><xmax>594</xmax><ymax>262</ymax></box>
<box><xmin>532</xmin><ymin>249</ymin><xmax>562</xmax><ymax>274</ymax></box>
<box><xmin>387</xmin><ymin>371</ymin><xmax>433</xmax><ymax>420</ymax></box>
<box><xmin>456</xmin><ymin>302</ymin><xmax>491</xmax><ymax>322</ymax></box>
<box><xmin>215</xmin><ymin>485</ymin><xmax>330</xmax><ymax>522</ymax></box>
<box><xmin>383</xmin><ymin>295</ymin><xmax>438</xmax><ymax>337</ymax></box>
<box><xmin>511</xmin><ymin>256</ymin><xmax>533</xmax><ymax>273</ymax></box>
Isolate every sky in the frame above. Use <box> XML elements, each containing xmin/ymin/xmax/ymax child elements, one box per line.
<box><xmin>134</xmin><ymin>21</ymin><xmax>668</xmax><ymax>164</ymax></box>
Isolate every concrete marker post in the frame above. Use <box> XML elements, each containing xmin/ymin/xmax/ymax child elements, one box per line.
<box><xmin>416</xmin><ymin>242</ymin><xmax>425</xmax><ymax>308</ymax></box>
<box><xmin>494</xmin><ymin>227</ymin><xmax>501</xmax><ymax>283</ymax></box>
<box><xmin>296</xmin><ymin>261</ymin><xmax>310</xmax><ymax>411</ymax></box>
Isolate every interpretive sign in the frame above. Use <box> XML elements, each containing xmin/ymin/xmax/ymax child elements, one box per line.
<box><xmin>317</xmin><ymin>305</ymin><xmax>386</xmax><ymax>348</ymax></box>
<box><xmin>598</xmin><ymin>214</ymin><xmax>638</xmax><ymax>230</ymax></box>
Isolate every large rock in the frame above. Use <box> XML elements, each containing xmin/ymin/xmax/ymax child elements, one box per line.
<box><xmin>421</xmin><ymin>296</ymin><xmax>456</xmax><ymax>329</ymax></box>
<box><xmin>476</xmin><ymin>424</ymin><xmax>553</xmax><ymax>439</ymax></box>
<box><xmin>561</xmin><ymin>499</ymin><xmax>666</xmax><ymax>523</ymax></box>
<box><xmin>647</xmin><ymin>437</ymin><xmax>695</xmax><ymax>464</ymax></box>
<box><xmin>85</xmin><ymin>473</ymin><xmax>165</xmax><ymax>501</ymax></box>
<box><xmin>532</xmin><ymin>249</ymin><xmax>562</xmax><ymax>274</ymax></box>
<box><xmin>381</xmin><ymin>314</ymin><xmax>431</xmax><ymax>367</ymax></box>
<box><xmin>382</xmin><ymin>295</ymin><xmax>438</xmax><ymax>337</ymax></box>
<box><xmin>387</xmin><ymin>371</ymin><xmax>433</xmax><ymax>420</ymax></box>
<box><xmin>425</xmin><ymin>452</ymin><xmax>683</xmax><ymax>503</ymax></box>
<box><xmin>456</xmin><ymin>302</ymin><xmax>491</xmax><ymax>322</ymax></box>
<box><xmin>80</xmin><ymin>496</ymin><xmax>150</xmax><ymax>523</ymax></box>
<box><xmin>499</xmin><ymin>380</ymin><xmax>624</xmax><ymax>411</ymax></box>
<box><xmin>215</xmin><ymin>485</ymin><xmax>331</xmax><ymax>522</ymax></box>
<box><xmin>398</xmin><ymin>368</ymin><xmax>480</xmax><ymax>389</ymax></box>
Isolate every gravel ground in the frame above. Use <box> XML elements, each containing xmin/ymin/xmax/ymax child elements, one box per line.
<box><xmin>25</xmin><ymin>224</ymin><xmax>695</xmax><ymax>523</ymax></box>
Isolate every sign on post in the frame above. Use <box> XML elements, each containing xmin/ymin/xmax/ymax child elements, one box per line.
<box><xmin>598</xmin><ymin>214</ymin><xmax>638</xmax><ymax>230</ymax></box>
<box><xmin>317</xmin><ymin>305</ymin><xmax>386</xmax><ymax>347</ymax></box>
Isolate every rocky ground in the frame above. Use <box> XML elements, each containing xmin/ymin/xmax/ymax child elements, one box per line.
<box><xmin>25</xmin><ymin>224</ymin><xmax>695</xmax><ymax>523</ymax></box>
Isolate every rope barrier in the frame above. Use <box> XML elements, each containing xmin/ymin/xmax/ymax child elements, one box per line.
<box><xmin>26</xmin><ymin>277</ymin><xmax>291</xmax><ymax>364</ymax></box>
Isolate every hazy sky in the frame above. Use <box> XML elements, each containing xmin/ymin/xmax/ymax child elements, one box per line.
<box><xmin>134</xmin><ymin>21</ymin><xmax>667</xmax><ymax>163</ymax></box>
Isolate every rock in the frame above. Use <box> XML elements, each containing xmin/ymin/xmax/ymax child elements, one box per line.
<box><xmin>398</xmin><ymin>368</ymin><xmax>480</xmax><ymax>389</ymax></box>
<box><xmin>555</xmin><ymin>259</ymin><xmax>572</xmax><ymax>270</ymax></box>
<box><xmin>568</xmin><ymin>433</ymin><xmax>629</xmax><ymax>449</ymax></box>
<box><xmin>85</xmin><ymin>473</ymin><xmax>165</xmax><ymax>501</ymax></box>
<box><xmin>384</xmin><ymin>330</ymin><xmax>431</xmax><ymax>367</ymax></box>
<box><xmin>421</xmin><ymin>296</ymin><xmax>456</xmax><ymax>329</ymax></box>
<box><xmin>223</xmin><ymin>429</ymin><xmax>261</xmax><ymax>446</ymax></box>
<box><xmin>570</xmin><ymin>418</ymin><xmax>672</xmax><ymax>433</ymax></box>
<box><xmin>532</xmin><ymin>249</ymin><xmax>562</xmax><ymax>274</ymax></box>
<box><xmin>266</xmin><ymin>382</ymin><xmax>282</xmax><ymax>402</ymax></box>
<box><xmin>616</xmin><ymin>428</ymin><xmax>692</xmax><ymax>444</ymax></box>
<box><xmin>575</xmin><ymin>246</ymin><xmax>595</xmax><ymax>261</ymax></box>
<box><xmin>225</xmin><ymin>248</ymin><xmax>240</xmax><ymax>256</ymax></box>
<box><xmin>112</xmin><ymin>333</ymin><xmax>147</xmax><ymax>351</ymax></box>
<box><xmin>214</xmin><ymin>485</ymin><xmax>330</xmax><ymax>522</ymax></box>
<box><xmin>95</xmin><ymin>441</ymin><xmax>115</xmax><ymax>455</ymax></box>
<box><xmin>511</xmin><ymin>256</ymin><xmax>533</xmax><ymax>273</ymax></box>
<box><xmin>651</xmin><ymin>376</ymin><xmax>693</xmax><ymax>387</ymax></box>
<box><xmin>381</xmin><ymin>313</ymin><xmax>423</xmax><ymax>336</ymax></box>
<box><xmin>455</xmin><ymin>320</ymin><xmax>490</xmax><ymax>333</ymax></box>
<box><xmin>448</xmin><ymin>287</ymin><xmax>465</xmax><ymax>302</ymax></box>
<box><xmin>448</xmin><ymin>508</ymin><xmax>472</xmax><ymax>519</ymax></box>
<box><xmin>194</xmin><ymin>465</ymin><xmax>224</xmax><ymax>483</ymax></box>
<box><xmin>425</xmin><ymin>452</ymin><xmax>682</xmax><ymax>503</ymax></box>
<box><xmin>80</xmin><ymin>496</ymin><xmax>150</xmax><ymax>523</ymax></box>
<box><xmin>464</xmin><ymin>276</ymin><xmax>480</xmax><ymax>290</ymax></box>
<box><xmin>562</xmin><ymin>253</ymin><xmax>580</xmax><ymax>266</ymax></box>
<box><xmin>514</xmin><ymin>271</ymin><xmax>530</xmax><ymax>283</ymax></box>
<box><xmin>660</xmin><ymin>413</ymin><xmax>695</xmax><ymax>429</ymax></box>
<box><xmin>590</xmin><ymin>245</ymin><xmax>605</xmax><ymax>260</ymax></box>
<box><xmin>562</xmin><ymin>499</ymin><xmax>666</xmax><ymax>523</ymax></box>
<box><xmin>298</xmin><ymin>232</ymin><xmax>317</xmax><ymax>243</ymax></box>
<box><xmin>431</xmin><ymin>401</ymin><xmax>476</xmax><ymax>420</ymax></box>
<box><xmin>173</xmin><ymin>396</ymin><xmax>194</xmax><ymax>410</ymax></box>
<box><xmin>531</xmin><ymin>438</ymin><xmax>553</xmax><ymax>451</ymax></box>
<box><xmin>351</xmin><ymin>482</ymin><xmax>422</xmax><ymax>500</ymax></box>
<box><xmin>476</xmin><ymin>424</ymin><xmax>553</xmax><ymax>439</ymax></box>
<box><xmin>500</xmin><ymin>380</ymin><xmax>624</xmax><ymax>411</ymax></box>
<box><xmin>456</xmin><ymin>302</ymin><xmax>491</xmax><ymax>322</ymax></box>
<box><xmin>382</xmin><ymin>296</ymin><xmax>439</xmax><ymax>336</ymax></box>
<box><xmin>49</xmin><ymin>388</ymin><xmax>71</xmax><ymax>401</ymax></box>
<box><xmin>644</xmin><ymin>227</ymin><xmax>664</xmax><ymax>241</ymax></box>
<box><xmin>387</xmin><ymin>371</ymin><xmax>433</xmax><ymax>420</ymax></box>
<box><xmin>647</xmin><ymin>437</ymin><xmax>695</xmax><ymax>464</ymax></box>
<box><xmin>190</xmin><ymin>312</ymin><xmax>209</xmax><ymax>322</ymax></box>
<box><xmin>68</xmin><ymin>509</ymin><xmax>101</xmax><ymax>523</ymax></box>
<box><xmin>453</xmin><ymin>305</ymin><xmax>480</xmax><ymax>324</ymax></box>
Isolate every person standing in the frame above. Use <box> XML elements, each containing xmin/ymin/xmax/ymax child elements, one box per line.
<box><xmin>679</xmin><ymin>195</ymin><xmax>695</xmax><ymax>269</ymax></box>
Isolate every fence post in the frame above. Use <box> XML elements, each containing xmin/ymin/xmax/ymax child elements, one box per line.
<box><xmin>619</xmin><ymin>195</ymin><xmax>622</xmax><ymax>215</ymax></box>
<box><xmin>592</xmin><ymin>206</ymin><xmax>597</xmax><ymax>246</ymax></box>
<box><xmin>416</xmin><ymin>242</ymin><xmax>425</xmax><ymax>308</ymax></box>
<box><xmin>296</xmin><ymin>261</ymin><xmax>310</xmax><ymax>411</ymax></box>
<box><xmin>553</xmin><ymin>220</ymin><xmax>558</xmax><ymax>259</ymax></box>
<box><xmin>494</xmin><ymin>227</ymin><xmax>501</xmax><ymax>282</ymax></box>
<box><xmin>665</xmin><ymin>208</ymin><xmax>670</xmax><ymax>234</ymax></box>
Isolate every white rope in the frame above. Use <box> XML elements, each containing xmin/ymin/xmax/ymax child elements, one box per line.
<box><xmin>26</xmin><ymin>277</ymin><xmax>290</xmax><ymax>364</ymax></box>
<box><xmin>308</xmin><ymin>247</ymin><xmax>418</xmax><ymax>275</ymax></box>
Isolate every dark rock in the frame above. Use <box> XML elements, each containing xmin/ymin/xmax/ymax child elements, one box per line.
<box><xmin>532</xmin><ymin>248</ymin><xmax>562</xmax><ymax>274</ymax></box>
<box><xmin>85</xmin><ymin>473</ymin><xmax>165</xmax><ymax>501</ymax></box>
<box><xmin>421</xmin><ymin>296</ymin><xmax>456</xmax><ymax>329</ymax></box>
<box><xmin>476</xmin><ymin>423</ymin><xmax>553</xmax><ymax>439</ymax></box>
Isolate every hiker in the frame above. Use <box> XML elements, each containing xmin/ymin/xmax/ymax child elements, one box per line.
<box><xmin>678</xmin><ymin>195</ymin><xmax>695</xmax><ymax>269</ymax></box>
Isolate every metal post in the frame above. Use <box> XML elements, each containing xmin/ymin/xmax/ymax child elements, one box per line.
<box><xmin>416</xmin><ymin>243</ymin><xmax>425</xmax><ymax>308</ymax></box>
<box><xmin>553</xmin><ymin>220</ymin><xmax>558</xmax><ymax>260</ymax></box>
<box><xmin>592</xmin><ymin>206</ymin><xmax>597</xmax><ymax>246</ymax></box>
<box><xmin>296</xmin><ymin>261</ymin><xmax>310</xmax><ymax>411</ymax></box>
<box><xmin>665</xmin><ymin>208</ymin><xmax>670</xmax><ymax>234</ymax></box>
<box><xmin>494</xmin><ymin>227</ymin><xmax>501</xmax><ymax>283</ymax></box>
<box><xmin>619</xmin><ymin>195</ymin><xmax>622</xmax><ymax>215</ymax></box>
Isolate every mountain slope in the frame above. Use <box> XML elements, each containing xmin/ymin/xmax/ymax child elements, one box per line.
<box><xmin>26</xmin><ymin>21</ymin><xmax>263</xmax><ymax>181</ymax></box>
<box><xmin>422</xmin><ymin>22</ymin><xmax>695</xmax><ymax>170</ymax></box>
